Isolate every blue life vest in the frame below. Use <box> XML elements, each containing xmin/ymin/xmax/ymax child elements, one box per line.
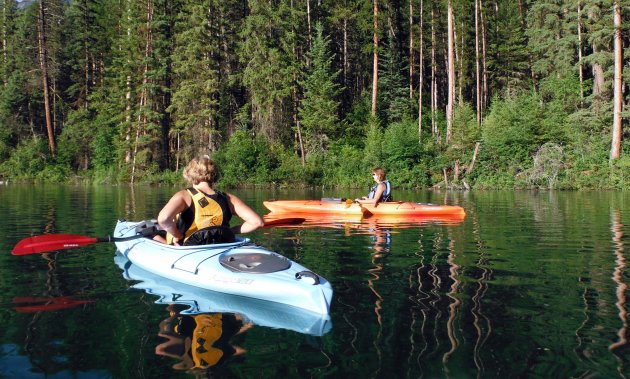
<box><xmin>368</xmin><ymin>180</ymin><xmax>392</xmax><ymax>202</ymax></box>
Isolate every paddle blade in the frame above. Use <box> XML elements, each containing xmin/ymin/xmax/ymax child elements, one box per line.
<box><xmin>12</xmin><ymin>234</ymin><xmax>99</xmax><ymax>255</ymax></box>
<box><xmin>345</xmin><ymin>198</ymin><xmax>353</xmax><ymax>208</ymax></box>
<box><xmin>263</xmin><ymin>217</ymin><xmax>305</xmax><ymax>227</ymax></box>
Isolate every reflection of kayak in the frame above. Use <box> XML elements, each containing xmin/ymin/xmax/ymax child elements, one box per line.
<box><xmin>264</xmin><ymin>199</ymin><xmax>465</xmax><ymax>219</ymax></box>
<box><xmin>263</xmin><ymin>200</ymin><xmax>367</xmax><ymax>215</ymax></box>
<box><xmin>114</xmin><ymin>254</ymin><xmax>332</xmax><ymax>336</ymax></box>
<box><xmin>264</xmin><ymin>213</ymin><xmax>464</xmax><ymax>231</ymax></box>
<box><xmin>113</xmin><ymin>220</ymin><xmax>333</xmax><ymax>315</ymax></box>
<box><xmin>361</xmin><ymin>202</ymin><xmax>466</xmax><ymax>218</ymax></box>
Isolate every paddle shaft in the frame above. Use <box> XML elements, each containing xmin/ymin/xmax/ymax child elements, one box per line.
<box><xmin>12</xmin><ymin>217</ymin><xmax>304</xmax><ymax>255</ymax></box>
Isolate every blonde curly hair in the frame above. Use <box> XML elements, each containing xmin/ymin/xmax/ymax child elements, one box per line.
<box><xmin>183</xmin><ymin>155</ymin><xmax>219</xmax><ymax>185</ymax></box>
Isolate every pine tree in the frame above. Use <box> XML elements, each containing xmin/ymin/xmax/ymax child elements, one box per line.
<box><xmin>299</xmin><ymin>22</ymin><xmax>341</xmax><ymax>156</ymax></box>
<box><xmin>378</xmin><ymin>32</ymin><xmax>413</xmax><ymax>125</ymax></box>
<box><xmin>240</xmin><ymin>0</ymin><xmax>301</xmax><ymax>144</ymax></box>
<box><xmin>168</xmin><ymin>0</ymin><xmax>221</xmax><ymax>162</ymax></box>
<box><xmin>527</xmin><ymin>0</ymin><xmax>577</xmax><ymax>80</ymax></box>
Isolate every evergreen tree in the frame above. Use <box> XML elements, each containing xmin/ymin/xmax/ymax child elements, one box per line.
<box><xmin>298</xmin><ymin>22</ymin><xmax>341</xmax><ymax>156</ymax></box>
<box><xmin>168</xmin><ymin>0</ymin><xmax>221</xmax><ymax>161</ymax></box>
<box><xmin>239</xmin><ymin>0</ymin><xmax>301</xmax><ymax>144</ymax></box>
<box><xmin>378</xmin><ymin>32</ymin><xmax>414</xmax><ymax>124</ymax></box>
<box><xmin>527</xmin><ymin>0</ymin><xmax>577</xmax><ymax>80</ymax></box>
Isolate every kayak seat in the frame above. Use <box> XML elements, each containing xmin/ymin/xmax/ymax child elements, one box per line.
<box><xmin>220</xmin><ymin>253</ymin><xmax>290</xmax><ymax>274</ymax></box>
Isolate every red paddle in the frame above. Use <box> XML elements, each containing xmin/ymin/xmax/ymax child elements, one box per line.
<box><xmin>11</xmin><ymin>218</ymin><xmax>305</xmax><ymax>256</ymax></box>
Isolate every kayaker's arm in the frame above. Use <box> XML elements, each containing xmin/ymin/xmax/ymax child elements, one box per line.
<box><xmin>355</xmin><ymin>182</ymin><xmax>385</xmax><ymax>206</ymax></box>
<box><xmin>157</xmin><ymin>190</ymin><xmax>188</xmax><ymax>244</ymax></box>
<box><xmin>227</xmin><ymin>193</ymin><xmax>264</xmax><ymax>234</ymax></box>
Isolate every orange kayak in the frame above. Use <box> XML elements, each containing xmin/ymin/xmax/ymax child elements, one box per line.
<box><xmin>263</xmin><ymin>200</ymin><xmax>367</xmax><ymax>216</ymax></box>
<box><xmin>263</xmin><ymin>200</ymin><xmax>465</xmax><ymax>219</ymax></box>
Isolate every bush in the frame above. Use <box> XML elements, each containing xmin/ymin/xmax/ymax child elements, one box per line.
<box><xmin>0</xmin><ymin>137</ymin><xmax>51</xmax><ymax>179</ymax></box>
<box><xmin>480</xmin><ymin>93</ymin><xmax>542</xmax><ymax>172</ymax></box>
<box><xmin>213</xmin><ymin>130</ymin><xmax>275</xmax><ymax>186</ymax></box>
<box><xmin>321</xmin><ymin>143</ymin><xmax>365</xmax><ymax>187</ymax></box>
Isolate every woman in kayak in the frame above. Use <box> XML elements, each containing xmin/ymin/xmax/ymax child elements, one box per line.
<box><xmin>155</xmin><ymin>155</ymin><xmax>264</xmax><ymax>245</ymax></box>
<box><xmin>355</xmin><ymin>167</ymin><xmax>393</xmax><ymax>206</ymax></box>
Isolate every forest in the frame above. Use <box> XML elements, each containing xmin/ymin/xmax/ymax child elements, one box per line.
<box><xmin>0</xmin><ymin>0</ymin><xmax>628</xmax><ymax>189</ymax></box>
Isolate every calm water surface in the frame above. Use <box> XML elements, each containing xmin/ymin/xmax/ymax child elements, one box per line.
<box><xmin>0</xmin><ymin>184</ymin><xmax>628</xmax><ymax>378</ymax></box>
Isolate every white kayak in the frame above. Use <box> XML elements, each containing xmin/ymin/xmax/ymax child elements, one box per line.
<box><xmin>113</xmin><ymin>220</ymin><xmax>333</xmax><ymax>315</ymax></box>
<box><xmin>114</xmin><ymin>253</ymin><xmax>332</xmax><ymax>336</ymax></box>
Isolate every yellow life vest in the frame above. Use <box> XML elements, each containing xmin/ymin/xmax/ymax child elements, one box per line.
<box><xmin>166</xmin><ymin>188</ymin><xmax>231</xmax><ymax>244</ymax></box>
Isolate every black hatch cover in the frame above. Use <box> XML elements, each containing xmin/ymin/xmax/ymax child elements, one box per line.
<box><xmin>220</xmin><ymin>253</ymin><xmax>290</xmax><ymax>273</ymax></box>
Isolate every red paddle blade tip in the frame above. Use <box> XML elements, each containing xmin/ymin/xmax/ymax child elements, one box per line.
<box><xmin>12</xmin><ymin>234</ymin><xmax>99</xmax><ymax>255</ymax></box>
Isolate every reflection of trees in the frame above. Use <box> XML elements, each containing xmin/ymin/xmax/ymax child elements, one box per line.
<box><xmin>470</xmin><ymin>211</ymin><xmax>492</xmax><ymax>377</ymax></box>
<box><xmin>403</xmin><ymin>197</ymin><xmax>496</xmax><ymax>378</ymax></box>
<box><xmin>609</xmin><ymin>210</ymin><xmax>627</xmax><ymax>373</ymax></box>
<box><xmin>367</xmin><ymin>224</ymin><xmax>391</xmax><ymax>377</ymax></box>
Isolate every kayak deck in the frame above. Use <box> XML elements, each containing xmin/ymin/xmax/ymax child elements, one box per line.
<box><xmin>264</xmin><ymin>200</ymin><xmax>367</xmax><ymax>215</ymax></box>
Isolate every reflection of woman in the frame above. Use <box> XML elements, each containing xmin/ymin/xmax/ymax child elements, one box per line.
<box><xmin>155</xmin><ymin>305</ymin><xmax>252</xmax><ymax>371</ymax></box>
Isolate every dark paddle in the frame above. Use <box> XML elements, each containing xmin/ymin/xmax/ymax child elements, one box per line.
<box><xmin>11</xmin><ymin>217</ymin><xmax>305</xmax><ymax>256</ymax></box>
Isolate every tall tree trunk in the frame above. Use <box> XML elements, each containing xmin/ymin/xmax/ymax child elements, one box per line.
<box><xmin>131</xmin><ymin>0</ymin><xmax>154</xmax><ymax>184</ymax></box>
<box><xmin>577</xmin><ymin>2</ymin><xmax>584</xmax><ymax>99</ymax></box>
<box><xmin>124</xmin><ymin>0</ymin><xmax>133</xmax><ymax>164</ymax></box>
<box><xmin>371</xmin><ymin>0</ymin><xmax>379</xmax><ymax>116</ymax></box>
<box><xmin>480</xmin><ymin>0</ymin><xmax>488</xmax><ymax>110</ymax></box>
<box><xmin>589</xmin><ymin>7</ymin><xmax>605</xmax><ymax>102</ymax></box>
<box><xmin>458</xmin><ymin>17</ymin><xmax>464</xmax><ymax>105</ymax></box>
<box><xmin>160</xmin><ymin>0</ymin><xmax>173</xmax><ymax>170</ymax></box>
<box><xmin>475</xmin><ymin>0</ymin><xmax>481</xmax><ymax>126</ymax></box>
<box><xmin>2</xmin><ymin>0</ymin><xmax>8</xmax><ymax>87</ymax></box>
<box><xmin>37</xmin><ymin>0</ymin><xmax>56</xmax><ymax>157</ymax></box>
<box><xmin>409</xmin><ymin>0</ymin><xmax>413</xmax><ymax>98</ymax></box>
<box><xmin>431</xmin><ymin>5</ymin><xmax>436</xmax><ymax>137</ymax></box>
<box><xmin>418</xmin><ymin>0</ymin><xmax>423</xmax><ymax>142</ymax></box>
<box><xmin>446</xmin><ymin>0</ymin><xmax>455</xmax><ymax>142</ymax></box>
<box><xmin>306</xmin><ymin>0</ymin><xmax>312</xmax><ymax>54</ymax></box>
<box><xmin>611</xmin><ymin>0</ymin><xmax>622</xmax><ymax>161</ymax></box>
<box><xmin>291</xmin><ymin>0</ymin><xmax>305</xmax><ymax>166</ymax></box>
<box><xmin>343</xmin><ymin>16</ymin><xmax>348</xmax><ymax>91</ymax></box>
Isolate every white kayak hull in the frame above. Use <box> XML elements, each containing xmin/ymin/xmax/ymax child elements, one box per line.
<box><xmin>113</xmin><ymin>220</ymin><xmax>333</xmax><ymax>315</ymax></box>
<box><xmin>114</xmin><ymin>253</ymin><xmax>332</xmax><ymax>336</ymax></box>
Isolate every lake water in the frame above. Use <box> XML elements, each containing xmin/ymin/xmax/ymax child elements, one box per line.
<box><xmin>0</xmin><ymin>185</ymin><xmax>628</xmax><ymax>378</ymax></box>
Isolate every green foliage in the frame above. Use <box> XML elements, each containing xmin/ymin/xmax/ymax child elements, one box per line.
<box><xmin>445</xmin><ymin>103</ymin><xmax>480</xmax><ymax>166</ymax></box>
<box><xmin>213</xmin><ymin>130</ymin><xmax>274</xmax><ymax>187</ymax></box>
<box><xmin>480</xmin><ymin>93</ymin><xmax>542</xmax><ymax>173</ymax></box>
<box><xmin>518</xmin><ymin>142</ymin><xmax>565</xmax><ymax>189</ymax></box>
<box><xmin>378</xmin><ymin>34</ymin><xmax>415</xmax><ymax>124</ymax></box>
<box><xmin>362</xmin><ymin>118</ymin><xmax>384</xmax><ymax>169</ymax></box>
<box><xmin>0</xmin><ymin>0</ymin><xmax>627</xmax><ymax>189</ymax></box>
<box><xmin>321</xmin><ymin>143</ymin><xmax>365</xmax><ymax>187</ymax></box>
<box><xmin>384</xmin><ymin>120</ymin><xmax>433</xmax><ymax>188</ymax></box>
<box><xmin>57</xmin><ymin>108</ymin><xmax>92</xmax><ymax>169</ymax></box>
<box><xmin>0</xmin><ymin>137</ymin><xmax>67</xmax><ymax>181</ymax></box>
<box><xmin>299</xmin><ymin>22</ymin><xmax>342</xmax><ymax>156</ymax></box>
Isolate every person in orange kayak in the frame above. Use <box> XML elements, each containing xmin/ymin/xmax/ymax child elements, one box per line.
<box><xmin>155</xmin><ymin>155</ymin><xmax>264</xmax><ymax>245</ymax></box>
<box><xmin>355</xmin><ymin>167</ymin><xmax>393</xmax><ymax>206</ymax></box>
